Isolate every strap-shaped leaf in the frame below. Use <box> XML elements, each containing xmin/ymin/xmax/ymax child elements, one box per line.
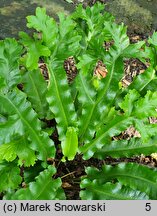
<box><xmin>22</xmin><ymin>69</ymin><xmax>49</xmax><ymax>118</ymax></box>
<box><xmin>94</xmin><ymin>137</ymin><xmax>157</xmax><ymax>159</ymax></box>
<box><xmin>71</xmin><ymin>5</ymin><xmax>122</xmax><ymax>143</ymax></box>
<box><xmin>80</xmin><ymin>114</ymin><xmax>133</xmax><ymax>159</ymax></box>
<box><xmin>75</xmin><ymin>6</ymin><xmax>147</xmax><ymax>143</ymax></box>
<box><xmin>0</xmin><ymin>161</ymin><xmax>22</xmax><ymax>192</ymax></box>
<box><xmin>0</xmin><ymin>38</ymin><xmax>22</xmax><ymax>90</ymax></box>
<box><xmin>81</xmin><ymin>88</ymin><xmax>157</xmax><ymax>159</ymax></box>
<box><xmin>8</xmin><ymin>166</ymin><xmax>65</xmax><ymax>200</ymax></box>
<box><xmin>77</xmin><ymin>22</ymin><xmax>129</xmax><ymax>143</ymax></box>
<box><xmin>75</xmin><ymin>73</ymin><xmax>97</xmax><ymax>142</ymax></box>
<box><xmin>75</xmin><ymin>73</ymin><xmax>96</xmax><ymax>106</ymax></box>
<box><xmin>0</xmin><ymin>89</ymin><xmax>55</xmax><ymax>160</ymax></box>
<box><xmin>85</xmin><ymin>163</ymin><xmax>157</xmax><ymax>199</ymax></box>
<box><xmin>46</xmin><ymin>62</ymin><xmax>77</xmax><ymax>141</ymax></box>
<box><xmin>80</xmin><ymin>181</ymin><xmax>148</xmax><ymax>200</ymax></box>
<box><xmin>61</xmin><ymin>127</ymin><xmax>78</xmax><ymax>161</ymax></box>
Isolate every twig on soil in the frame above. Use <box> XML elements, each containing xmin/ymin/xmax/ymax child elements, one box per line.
<box><xmin>61</xmin><ymin>171</ymin><xmax>77</xmax><ymax>179</ymax></box>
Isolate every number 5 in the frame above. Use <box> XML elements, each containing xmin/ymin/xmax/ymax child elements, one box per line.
<box><xmin>145</xmin><ymin>203</ymin><xmax>151</xmax><ymax>211</ymax></box>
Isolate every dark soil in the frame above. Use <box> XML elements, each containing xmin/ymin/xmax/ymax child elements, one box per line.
<box><xmin>1</xmin><ymin>0</ymin><xmax>156</xmax><ymax>201</ymax></box>
<box><xmin>59</xmin><ymin>3</ymin><xmax>157</xmax><ymax>198</ymax></box>
<box><xmin>47</xmin><ymin>3</ymin><xmax>156</xmax><ymax>198</ymax></box>
<box><xmin>47</xmin><ymin>110</ymin><xmax>157</xmax><ymax>200</ymax></box>
<box><xmin>34</xmin><ymin>1</ymin><xmax>157</xmax><ymax>200</ymax></box>
<box><xmin>50</xmin><ymin>143</ymin><xmax>157</xmax><ymax>200</ymax></box>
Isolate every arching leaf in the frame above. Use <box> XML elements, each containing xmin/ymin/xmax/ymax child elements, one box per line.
<box><xmin>0</xmin><ymin>89</ymin><xmax>55</xmax><ymax>161</ymax></box>
<box><xmin>0</xmin><ymin>38</ymin><xmax>22</xmax><ymax>90</ymax></box>
<box><xmin>8</xmin><ymin>166</ymin><xmax>65</xmax><ymax>200</ymax></box>
<box><xmin>46</xmin><ymin>63</ymin><xmax>77</xmax><ymax>141</ymax></box>
<box><xmin>22</xmin><ymin>69</ymin><xmax>49</xmax><ymax>118</ymax></box>
<box><xmin>84</xmin><ymin>163</ymin><xmax>157</xmax><ymax>199</ymax></box>
<box><xmin>94</xmin><ymin>137</ymin><xmax>157</xmax><ymax>159</ymax></box>
<box><xmin>80</xmin><ymin>181</ymin><xmax>148</xmax><ymax>200</ymax></box>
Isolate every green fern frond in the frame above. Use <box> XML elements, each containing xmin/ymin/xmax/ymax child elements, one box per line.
<box><xmin>46</xmin><ymin>63</ymin><xmax>77</xmax><ymax>141</ymax></box>
<box><xmin>0</xmin><ymin>38</ymin><xmax>22</xmax><ymax>90</ymax></box>
<box><xmin>7</xmin><ymin>166</ymin><xmax>65</xmax><ymax>200</ymax></box>
<box><xmin>83</xmin><ymin>163</ymin><xmax>157</xmax><ymax>199</ymax></box>
<box><xmin>80</xmin><ymin>181</ymin><xmax>148</xmax><ymax>200</ymax></box>
<box><xmin>0</xmin><ymin>161</ymin><xmax>22</xmax><ymax>192</ymax></box>
<box><xmin>0</xmin><ymin>89</ymin><xmax>55</xmax><ymax>161</ymax></box>
<box><xmin>22</xmin><ymin>69</ymin><xmax>49</xmax><ymax>118</ymax></box>
<box><xmin>94</xmin><ymin>137</ymin><xmax>157</xmax><ymax>159</ymax></box>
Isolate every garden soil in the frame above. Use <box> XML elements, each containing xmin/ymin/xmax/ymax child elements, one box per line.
<box><xmin>1</xmin><ymin>0</ymin><xmax>157</xmax><ymax>200</ymax></box>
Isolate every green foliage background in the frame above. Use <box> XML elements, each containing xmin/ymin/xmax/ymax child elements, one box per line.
<box><xmin>1</xmin><ymin>3</ymin><xmax>157</xmax><ymax>200</ymax></box>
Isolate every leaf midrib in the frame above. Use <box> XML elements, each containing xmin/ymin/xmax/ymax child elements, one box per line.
<box><xmin>1</xmin><ymin>94</ymin><xmax>47</xmax><ymax>158</ymax></box>
<box><xmin>79</xmin><ymin>58</ymin><xmax>116</xmax><ymax>139</ymax></box>
<box><xmin>88</xmin><ymin>186</ymin><xmax>139</xmax><ymax>200</ymax></box>
<box><xmin>50</xmin><ymin>67</ymin><xmax>69</xmax><ymax>129</ymax></box>
<box><xmin>82</xmin><ymin>116</ymin><xmax>132</xmax><ymax>154</ymax></box>
<box><xmin>28</xmin><ymin>73</ymin><xmax>44</xmax><ymax>113</ymax></box>
<box><xmin>102</xmin><ymin>141</ymin><xmax>157</xmax><ymax>155</ymax></box>
<box><xmin>108</xmin><ymin>172</ymin><xmax>157</xmax><ymax>191</ymax></box>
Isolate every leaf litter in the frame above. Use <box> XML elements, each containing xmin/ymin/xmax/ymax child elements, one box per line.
<box><xmin>34</xmin><ymin>27</ymin><xmax>157</xmax><ymax>199</ymax></box>
<box><xmin>6</xmin><ymin>2</ymin><xmax>156</xmax><ymax>200</ymax></box>
<box><xmin>50</xmin><ymin>33</ymin><xmax>157</xmax><ymax>199</ymax></box>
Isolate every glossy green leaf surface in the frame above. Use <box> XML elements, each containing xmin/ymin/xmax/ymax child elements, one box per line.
<box><xmin>61</xmin><ymin>127</ymin><xmax>78</xmax><ymax>161</ymax></box>
<box><xmin>0</xmin><ymin>89</ymin><xmax>55</xmax><ymax>161</ymax></box>
<box><xmin>8</xmin><ymin>166</ymin><xmax>65</xmax><ymax>200</ymax></box>
<box><xmin>46</xmin><ymin>63</ymin><xmax>77</xmax><ymax>141</ymax></box>
<box><xmin>1</xmin><ymin>3</ymin><xmax>157</xmax><ymax>200</ymax></box>
<box><xmin>27</xmin><ymin>7</ymin><xmax>58</xmax><ymax>50</ymax></box>
<box><xmin>83</xmin><ymin>163</ymin><xmax>157</xmax><ymax>199</ymax></box>
<box><xmin>22</xmin><ymin>69</ymin><xmax>49</xmax><ymax>118</ymax></box>
<box><xmin>0</xmin><ymin>161</ymin><xmax>22</xmax><ymax>192</ymax></box>
<box><xmin>94</xmin><ymin>137</ymin><xmax>157</xmax><ymax>159</ymax></box>
<box><xmin>19</xmin><ymin>32</ymin><xmax>51</xmax><ymax>70</ymax></box>
<box><xmin>0</xmin><ymin>38</ymin><xmax>22</xmax><ymax>90</ymax></box>
<box><xmin>0</xmin><ymin>135</ymin><xmax>37</xmax><ymax>167</ymax></box>
<box><xmin>80</xmin><ymin>181</ymin><xmax>148</xmax><ymax>200</ymax></box>
<box><xmin>80</xmin><ymin>88</ymin><xmax>157</xmax><ymax>159</ymax></box>
<box><xmin>75</xmin><ymin>17</ymin><xmax>145</xmax><ymax>147</ymax></box>
<box><xmin>80</xmin><ymin>111</ymin><xmax>133</xmax><ymax>159</ymax></box>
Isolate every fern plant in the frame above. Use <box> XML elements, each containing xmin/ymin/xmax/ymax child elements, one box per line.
<box><xmin>1</xmin><ymin>3</ymin><xmax>157</xmax><ymax>200</ymax></box>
